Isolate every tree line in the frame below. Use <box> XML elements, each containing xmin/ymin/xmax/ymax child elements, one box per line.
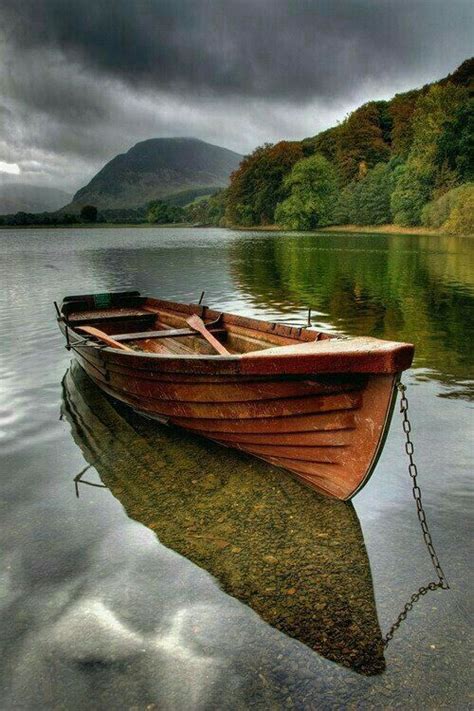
<box><xmin>196</xmin><ymin>58</ymin><xmax>474</xmax><ymax>234</ymax></box>
<box><xmin>0</xmin><ymin>187</ymin><xmax>215</xmax><ymax>227</ymax></box>
<box><xmin>0</xmin><ymin>201</ymin><xmax>187</xmax><ymax>227</ymax></box>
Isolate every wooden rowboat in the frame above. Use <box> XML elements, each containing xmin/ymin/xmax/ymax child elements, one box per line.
<box><xmin>57</xmin><ymin>290</ymin><xmax>414</xmax><ymax>500</ymax></box>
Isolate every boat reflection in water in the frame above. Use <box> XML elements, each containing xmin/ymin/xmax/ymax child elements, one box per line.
<box><xmin>61</xmin><ymin>361</ymin><xmax>385</xmax><ymax>675</ymax></box>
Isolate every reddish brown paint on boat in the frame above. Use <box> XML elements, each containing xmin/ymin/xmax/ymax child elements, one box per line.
<box><xmin>57</xmin><ymin>291</ymin><xmax>414</xmax><ymax>500</ymax></box>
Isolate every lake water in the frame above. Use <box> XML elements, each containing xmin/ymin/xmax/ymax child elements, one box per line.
<box><xmin>0</xmin><ymin>227</ymin><xmax>472</xmax><ymax>709</ymax></box>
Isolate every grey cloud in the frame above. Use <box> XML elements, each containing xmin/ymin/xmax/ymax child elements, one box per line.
<box><xmin>2</xmin><ymin>0</ymin><xmax>473</xmax><ymax>101</ymax></box>
<box><xmin>0</xmin><ymin>0</ymin><xmax>472</xmax><ymax>191</ymax></box>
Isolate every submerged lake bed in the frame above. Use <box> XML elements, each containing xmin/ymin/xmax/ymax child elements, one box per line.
<box><xmin>0</xmin><ymin>227</ymin><xmax>472</xmax><ymax>709</ymax></box>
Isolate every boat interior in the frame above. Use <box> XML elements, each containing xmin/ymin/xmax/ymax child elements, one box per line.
<box><xmin>61</xmin><ymin>291</ymin><xmax>331</xmax><ymax>357</ymax></box>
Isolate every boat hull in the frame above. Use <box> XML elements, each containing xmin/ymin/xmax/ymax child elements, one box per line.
<box><xmin>70</xmin><ymin>344</ymin><xmax>397</xmax><ymax>500</ymax></box>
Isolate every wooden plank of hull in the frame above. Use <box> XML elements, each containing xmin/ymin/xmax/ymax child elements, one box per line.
<box><xmin>72</xmin><ymin>347</ymin><xmax>253</xmax><ymax>382</ymax></box>
<box><xmin>234</xmin><ymin>443</ymin><xmax>347</xmax><ymax>462</ymax></box>
<box><xmin>77</xmin><ymin>386</ymin><xmax>363</xmax><ymax>420</ymax></box>
<box><xmin>171</xmin><ymin>410</ymin><xmax>358</xmax><ymax>433</ymax></box>
<box><xmin>80</xmin><ymin>338</ymin><xmax>406</xmax><ymax>380</ymax></box>
<box><xmin>190</xmin><ymin>430</ymin><xmax>356</xmax><ymax>445</ymax></box>
<box><xmin>94</xmin><ymin>347</ymin><xmax>242</xmax><ymax>375</ymax></box>
<box><xmin>104</xmin><ymin>369</ymin><xmax>365</xmax><ymax>403</ymax></box>
<box><xmin>70</xmin><ymin>353</ymin><xmax>361</xmax><ymax>436</ymax></box>
<box><xmin>82</xmin><ymin>341</ymin><xmax>408</xmax><ymax>376</ymax></box>
<box><xmin>240</xmin><ymin>341</ymin><xmax>411</xmax><ymax>376</ymax></box>
<box><xmin>282</xmin><ymin>467</ymin><xmax>350</xmax><ymax>500</ymax></box>
<box><xmin>79</xmin><ymin>352</ymin><xmax>368</xmax><ymax>388</ymax></box>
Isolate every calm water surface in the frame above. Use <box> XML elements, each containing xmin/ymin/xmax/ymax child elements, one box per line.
<box><xmin>0</xmin><ymin>228</ymin><xmax>472</xmax><ymax>709</ymax></box>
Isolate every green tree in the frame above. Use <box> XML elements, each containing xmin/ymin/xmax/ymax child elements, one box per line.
<box><xmin>333</xmin><ymin>182</ymin><xmax>357</xmax><ymax>224</ymax></box>
<box><xmin>80</xmin><ymin>205</ymin><xmax>98</xmax><ymax>222</ymax></box>
<box><xmin>302</xmin><ymin>126</ymin><xmax>341</xmax><ymax>164</ymax></box>
<box><xmin>435</xmin><ymin>98</ymin><xmax>474</xmax><ymax>182</ymax></box>
<box><xmin>422</xmin><ymin>183</ymin><xmax>474</xmax><ymax>232</ymax></box>
<box><xmin>335</xmin><ymin>102</ymin><xmax>391</xmax><ymax>183</ymax></box>
<box><xmin>275</xmin><ymin>154</ymin><xmax>338</xmax><ymax>229</ymax></box>
<box><xmin>389</xmin><ymin>90</ymin><xmax>419</xmax><ymax>158</ymax></box>
<box><xmin>391</xmin><ymin>83</ymin><xmax>469</xmax><ymax>225</ymax></box>
<box><xmin>225</xmin><ymin>142</ymin><xmax>304</xmax><ymax>226</ymax></box>
<box><xmin>358</xmin><ymin>163</ymin><xmax>394</xmax><ymax>225</ymax></box>
<box><xmin>409</xmin><ymin>84</ymin><xmax>467</xmax><ymax>169</ymax></box>
<box><xmin>333</xmin><ymin>163</ymin><xmax>394</xmax><ymax>225</ymax></box>
<box><xmin>390</xmin><ymin>163</ymin><xmax>431</xmax><ymax>226</ymax></box>
<box><xmin>185</xmin><ymin>189</ymin><xmax>228</xmax><ymax>225</ymax></box>
<box><xmin>147</xmin><ymin>201</ymin><xmax>185</xmax><ymax>224</ymax></box>
<box><xmin>444</xmin><ymin>187</ymin><xmax>474</xmax><ymax>234</ymax></box>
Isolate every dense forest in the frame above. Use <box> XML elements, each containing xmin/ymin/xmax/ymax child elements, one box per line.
<box><xmin>0</xmin><ymin>189</ymin><xmax>204</xmax><ymax>227</ymax></box>
<box><xmin>192</xmin><ymin>58</ymin><xmax>473</xmax><ymax>234</ymax></box>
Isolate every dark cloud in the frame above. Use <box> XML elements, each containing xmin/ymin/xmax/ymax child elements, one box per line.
<box><xmin>2</xmin><ymin>0</ymin><xmax>473</xmax><ymax>100</ymax></box>
<box><xmin>0</xmin><ymin>0</ymin><xmax>472</xmax><ymax>190</ymax></box>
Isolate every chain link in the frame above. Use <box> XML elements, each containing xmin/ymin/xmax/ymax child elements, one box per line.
<box><xmin>383</xmin><ymin>381</ymin><xmax>449</xmax><ymax>646</ymax></box>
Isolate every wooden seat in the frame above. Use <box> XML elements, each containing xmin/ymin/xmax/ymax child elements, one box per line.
<box><xmin>113</xmin><ymin>326</ymin><xmax>227</xmax><ymax>342</ymax></box>
<box><xmin>68</xmin><ymin>307</ymin><xmax>155</xmax><ymax>325</ymax></box>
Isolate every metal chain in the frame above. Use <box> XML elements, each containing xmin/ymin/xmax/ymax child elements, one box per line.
<box><xmin>383</xmin><ymin>381</ymin><xmax>449</xmax><ymax>646</ymax></box>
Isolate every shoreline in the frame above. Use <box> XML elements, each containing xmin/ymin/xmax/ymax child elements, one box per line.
<box><xmin>0</xmin><ymin>222</ymin><xmax>469</xmax><ymax>237</ymax></box>
<box><xmin>226</xmin><ymin>223</ymin><xmax>462</xmax><ymax>237</ymax></box>
<box><xmin>0</xmin><ymin>222</ymin><xmax>189</xmax><ymax>230</ymax></box>
<box><xmin>317</xmin><ymin>224</ymin><xmax>452</xmax><ymax>237</ymax></box>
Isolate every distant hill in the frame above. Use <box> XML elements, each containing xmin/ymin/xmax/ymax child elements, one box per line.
<box><xmin>65</xmin><ymin>138</ymin><xmax>242</xmax><ymax>211</ymax></box>
<box><xmin>0</xmin><ymin>183</ymin><xmax>71</xmax><ymax>214</ymax></box>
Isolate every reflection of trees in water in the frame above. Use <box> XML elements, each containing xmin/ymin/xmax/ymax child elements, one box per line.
<box><xmin>230</xmin><ymin>234</ymin><xmax>474</xmax><ymax>396</ymax></box>
<box><xmin>62</xmin><ymin>362</ymin><xmax>385</xmax><ymax>676</ymax></box>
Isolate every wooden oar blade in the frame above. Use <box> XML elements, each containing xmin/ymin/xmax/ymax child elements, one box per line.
<box><xmin>186</xmin><ymin>315</ymin><xmax>230</xmax><ymax>355</ymax></box>
<box><xmin>77</xmin><ymin>325</ymin><xmax>134</xmax><ymax>351</ymax></box>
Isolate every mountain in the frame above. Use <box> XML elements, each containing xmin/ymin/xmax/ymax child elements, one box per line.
<box><xmin>0</xmin><ymin>183</ymin><xmax>71</xmax><ymax>214</ymax></box>
<box><xmin>66</xmin><ymin>138</ymin><xmax>242</xmax><ymax>211</ymax></box>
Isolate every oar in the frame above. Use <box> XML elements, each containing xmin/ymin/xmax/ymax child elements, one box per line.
<box><xmin>186</xmin><ymin>314</ymin><xmax>230</xmax><ymax>355</ymax></box>
<box><xmin>76</xmin><ymin>325</ymin><xmax>134</xmax><ymax>351</ymax></box>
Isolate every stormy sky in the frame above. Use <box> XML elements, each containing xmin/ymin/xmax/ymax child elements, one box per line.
<box><xmin>0</xmin><ymin>0</ymin><xmax>472</xmax><ymax>192</ymax></box>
